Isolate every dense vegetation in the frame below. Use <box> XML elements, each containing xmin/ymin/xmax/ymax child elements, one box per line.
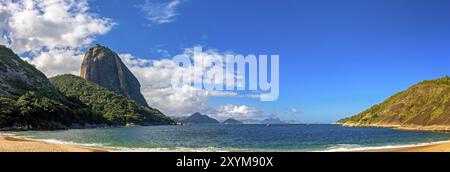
<box><xmin>1</xmin><ymin>45</ymin><xmax>106</xmax><ymax>130</ymax></box>
<box><xmin>1</xmin><ymin>45</ymin><xmax>172</xmax><ymax>130</ymax></box>
<box><xmin>50</xmin><ymin>75</ymin><xmax>173</xmax><ymax>126</ymax></box>
<box><xmin>0</xmin><ymin>45</ymin><xmax>64</xmax><ymax>101</ymax></box>
<box><xmin>0</xmin><ymin>91</ymin><xmax>105</xmax><ymax>130</ymax></box>
<box><xmin>338</xmin><ymin>77</ymin><xmax>450</xmax><ymax>127</ymax></box>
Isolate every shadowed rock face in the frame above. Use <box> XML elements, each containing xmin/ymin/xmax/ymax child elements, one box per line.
<box><xmin>80</xmin><ymin>45</ymin><xmax>149</xmax><ymax>107</ymax></box>
<box><xmin>0</xmin><ymin>45</ymin><xmax>64</xmax><ymax>101</ymax></box>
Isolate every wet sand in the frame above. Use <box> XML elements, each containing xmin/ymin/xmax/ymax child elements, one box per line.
<box><xmin>363</xmin><ymin>142</ymin><xmax>450</xmax><ymax>152</ymax></box>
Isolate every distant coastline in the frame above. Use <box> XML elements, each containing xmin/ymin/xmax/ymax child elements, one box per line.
<box><xmin>338</xmin><ymin>123</ymin><xmax>450</xmax><ymax>132</ymax></box>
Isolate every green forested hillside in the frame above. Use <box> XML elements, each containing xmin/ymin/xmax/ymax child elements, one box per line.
<box><xmin>338</xmin><ymin>77</ymin><xmax>450</xmax><ymax>129</ymax></box>
<box><xmin>50</xmin><ymin>75</ymin><xmax>173</xmax><ymax>126</ymax></box>
<box><xmin>0</xmin><ymin>92</ymin><xmax>105</xmax><ymax>130</ymax></box>
<box><xmin>1</xmin><ymin>46</ymin><xmax>172</xmax><ymax>130</ymax></box>
<box><xmin>0</xmin><ymin>45</ymin><xmax>64</xmax><ymax>101</ymax></box>
<box><xmin>1</xmin><ymin>45</ymin><xmax>105</xmax><ymax>130</ymax></box>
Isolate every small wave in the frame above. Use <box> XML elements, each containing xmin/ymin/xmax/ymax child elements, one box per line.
<box><xmin>322</xmin><ymin>140</ymin><xmax>450</xmax><ymax>152</ymax></box>
<box><xmin>1</xmin><ymin>133</ymin><xmax>108</xmax><ymax>148</ymax></box>
<box><xmin>1</xmin><ymin>133</ymin><xmax>235</xmax><ymax>152</ymax></box>
<box><xmin>32</xmin><ymin>138</ymin><xmax>108</xmax><ymax>148</ymax></box>
<box><xmin>4</xmin><ymin>132</ymin><xmax>450</xmax><ymax>152</ymax></box>
<box><xmin>111</xmin><ymin>146</ymin><xmax>233</xmax><ymax>152</ymax></box>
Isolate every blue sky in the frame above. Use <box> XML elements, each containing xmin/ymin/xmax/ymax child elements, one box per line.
<box><xmin>3</xmin><ymin>0</ymin><xmax>449</xmax><ymax>123</ymax></box>
<box><xmin>84</xmin><ymin>0</ymin><xmax>450</xmax><ymax>123</ymax></box>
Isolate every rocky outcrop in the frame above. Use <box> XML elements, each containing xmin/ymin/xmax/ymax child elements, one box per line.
<box><xmin>80</xmin><ymin>45</ymin><xmax>149</xmax><ymax>107</ymax></box>
<box><xmin>0</xmin><ymin>45</ymin><xmax>171</xmax><ymax>130</ymax></box>
<box><xmin>0</xmin><ymin>45</ymin><xmax>64</xmax><ymax>101</ymax></box>
<box><xmin>338</xmin><ymin>77</ymin><xmax>450</xmax><ymax>131</ymax></box>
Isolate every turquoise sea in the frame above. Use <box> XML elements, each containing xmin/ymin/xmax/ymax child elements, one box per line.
<box><xmin>4</xmin><ymin>124</ymin><xmax>450</xmax><ymax>152</ymax></box>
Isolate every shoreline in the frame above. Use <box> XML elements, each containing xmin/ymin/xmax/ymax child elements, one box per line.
<box><xmin>338</xmin><ymin>123</ymin><xmax>450</xmax><ymax>132</ymax></box>
<box><xmin>0</xmin><ymin>134</ymin><xmax>110</xmax><ymax>152</ymax></box>
<box><xmin>2</xmin><ymin>133</ymin><xmax>450</xmax><ymax>152</ymax></box>
<box><xmin>362</xmin><ymin>141</ymin><xmax>450</xmax><ymax>152</ymax></box>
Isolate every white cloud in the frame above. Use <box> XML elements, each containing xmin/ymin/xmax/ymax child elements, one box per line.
<box><xmin>291</xmin><ymin>108</ymin><xmax>300</xmax><ymax>114</ymax></box>
<box><xmin>119</xmin><ymin>48</ymin><xmax>243</xmax><ymax>116</ymax></box>
<box><xmin>0</xmin><ymin>0</ymin><xmax>264</xmax><ymax>118</ymax></box>
<box><xmin>23</xmin><ymin>48</ymin><xmax>83</xmax><ymax>76</ymax></box>
<box><xmin>140</xmin><ymin>0</ymin><xmax>183</xmax><ymax>25</ymax></box>
<box><xmin>214</xmin><ymin>105</ymin><xmax>261</xmax><ymax>120</ymax></box>
<box><xmin>122</xmin><ymin>55</ymin><xmax>267</xmax><ymax>121</ymax></box>
<box><xmin>0</xmin><ymin>0</ymin><xmax>115</xmax><ymax>77</ymax></box>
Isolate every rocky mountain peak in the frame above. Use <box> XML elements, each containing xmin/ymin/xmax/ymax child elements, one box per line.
<box><xmin>80</xmin><ymin>45</ymin><xmax>149</xmax><ymax>107</ymax></box>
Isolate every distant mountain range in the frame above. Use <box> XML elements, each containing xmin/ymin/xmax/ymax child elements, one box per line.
<box><xmin>180</xmin><ymin>112</ymin><xmax>220</xmax><ymax>124</ymax></box>
<box><xmin>259</xmin><ymin>117</ymin><xmax>285</xmax><ymax>124</ymax></box>
<box><xmin>222</xmin><ymin>118</ymin><xmax>243</xmax><ymax>124</ymax></box>
<box><xmin>1</xmin><ymin>43</ymin><xmax>305</xmax><ymax>131</ymax></box>
<box><xmin>172</xmin><ymin>112</ymin><xmax>300</xmax><ymax>125</ymax></box>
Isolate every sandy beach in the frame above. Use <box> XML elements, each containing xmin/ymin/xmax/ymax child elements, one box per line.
<box><xmin>367</xmin><ymin>142</ymin><xmax>450</xmax><ymax>152</ymax></box>
<box><xmin>0</xmin><ymin>135</ymin><xmax>108</xmax><ymax>152</ymax></box>
<box><xmin>2</xmin><ymin>133</ymin><xmax>450</xmax><ymax>152</ymax></box>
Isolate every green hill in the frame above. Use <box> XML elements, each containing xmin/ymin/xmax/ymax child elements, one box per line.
<box><xmin>0</xmin><ymin>45</ymin><xmax>64</xmax><ymax>100</ymax></box>
<box><xmin>1</xmin><ymin>45</ymin><xmax>172</xmax><ymax>130</ymax></box>
<box><xmin>338</xmin><ymin>77</ymin><xmax>450</xmax><ymax>131</ymax></box>
<box><xmin>50</xmin><ymin>75</ymin><xmax>173</xmax><ymax>126</ymax></box>
<box><xmin>0</xmin><ymin>45</ymin><xmax>105</xmax><ymax>130</ymax></box>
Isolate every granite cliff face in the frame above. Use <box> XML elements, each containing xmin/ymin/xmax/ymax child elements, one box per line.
<box><xmin>80</xmin><ymin>45</ymin><xmax>149</xmax><ymax>107</ymax></box>
<box><xmin>338</xmin><ymin>77</ymin><xmax>450</xmax><ymax>131</ymax></box>
<box><xmin>0</xmin><ymin>45</ymin><xmax>64</xmax><ymax>101</ymax></box>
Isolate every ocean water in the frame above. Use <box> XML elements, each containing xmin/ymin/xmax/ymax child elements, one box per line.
<box><xmin>4</xmin><ymin>124</ymin><xmax>450</xmax><ymax>152</ymax></box>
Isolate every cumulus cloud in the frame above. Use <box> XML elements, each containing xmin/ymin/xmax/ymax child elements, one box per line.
<box><xmin>0</xmin><ymin>0</ymin><xmax>263</xmax><ymax>118</ymax></box>
<box><xmin>214</xmin><ymin>105</ymin><xmax>261</xmax><ymax>120</ymax></box>
<box><xmin>291</xmin><ymin>108</ymin><xmax>300</xmax><ymax>114</ymax></box>
<box><xmin>122</xmin><ymin>51</ymin><xmax>263</xmax><ymax>118</ymax></box>
<box><xmin>119</xmin><ymin>48</ymin><xmax>244</xmax><ymax>116</ymax></box>
<box><xmin>23</xmin><ymin>48</ymin><xmax>83</xmax><ymax>76</ymax></box>
<box><xmin>139</xmin><ymin>0</ymin><xmax>183</xmax><ymax>25</ymax></box>
<box><xmin>0</xmin><ymin>0</ymin><xmax>115</xmax><ymax>77</ymax></box>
